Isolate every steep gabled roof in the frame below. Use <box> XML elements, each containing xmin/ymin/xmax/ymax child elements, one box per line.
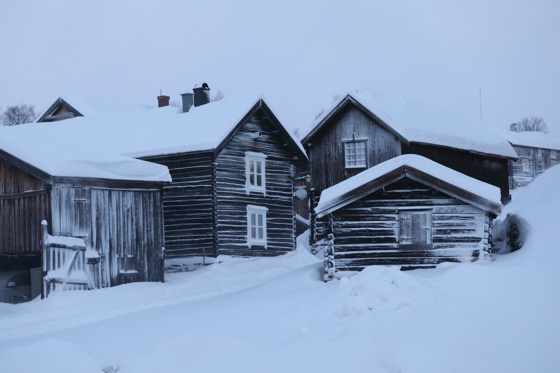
<box><xmin>303</xmin><ymin>90</ymin><xmax>518</xmax><ymax>160</ymax></box>
<box><xmin>315</xmin><ymin>154</ymin><xmax>503</xmax><ymax>218</ymax></box>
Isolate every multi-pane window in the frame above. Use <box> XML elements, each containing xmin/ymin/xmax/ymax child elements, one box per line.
<box><xmin>247</xmin><ymin>205</ymin><xmax>268</xmax><ymax>248</ymax></box>
<box><xmin>245</xmin><ymin>152</ymin><xmax>267</xmax><ymax>194</ymax></box>
<box><xmin>344</xmin><ymin>140</ymin><xmax>367</xmax><ymax>168</ymax></box>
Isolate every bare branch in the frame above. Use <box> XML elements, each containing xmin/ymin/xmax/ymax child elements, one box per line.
<box><xmin>1</xmin><ymin>104</ymin><xmax>37</xmax><ymax>126</ymax></box>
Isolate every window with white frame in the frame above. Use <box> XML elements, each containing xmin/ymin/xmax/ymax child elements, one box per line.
<box><xmin>245</xmin><ymin>152</ymin><xmax>267</xmax><ymax>194</ymax></box>
<box><xmin>247</xmin><ymin>205</ymin><xmax>268</xmax><ymax>248</ymax></box>
<box><xmin>344</xmin><ymin>140</ymin><xmax>367</xmax><ymax>168</ymax></box>
<box><xmin>551</xmin><ymin>150</ymin><xmax>557</xmax><ymax>160</ymax></box>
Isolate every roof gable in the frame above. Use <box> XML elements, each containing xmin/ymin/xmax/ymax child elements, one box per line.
<box><xmin>36</xmin><ymin>98</ymin><xmax>83</xmax><ymax>122</ymax></box>
<box><xmin>303</xmin><ymin>89</ymin><xmax>517</xmax><ymax>159</ymax></box>
<box><xmin>315</xmin><ymin>154</ymin><xmax>502</xmax><ymax>217</ymax></box>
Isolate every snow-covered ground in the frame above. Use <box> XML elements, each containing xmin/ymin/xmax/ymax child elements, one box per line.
<box><xmin>1</xmin><ymin>167</ymin><xmax>559</xmax><ymax>372</ymax></box>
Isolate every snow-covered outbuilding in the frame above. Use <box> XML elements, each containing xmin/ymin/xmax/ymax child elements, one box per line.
<box><xmin>313</xmin><ymin>155</ymin><xmax>502</xmax><ymax>280</ymax></box>
<box><xmin>302</xmin><ymin>90</ymin><xmax>518</xmax><ymax>204</ymax></box>
<box><xmin>0</xmin><ymin>123</ymin><xmax>170</xmax><ymax>293</ymax></box>
<box><xmin>494</xmin><ymin>129</ymin><xmax>560</xmax><ymax>188</ymax></box>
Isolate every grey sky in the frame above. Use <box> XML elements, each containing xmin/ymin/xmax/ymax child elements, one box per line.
<box><xmin>1</xmin><ymin>0</ymin><xmax>559</xmax><ymax>136</ymax></box>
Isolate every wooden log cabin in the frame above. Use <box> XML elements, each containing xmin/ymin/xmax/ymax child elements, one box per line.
<box><xmin>138</xmin><ymin>86</ymin><xmax>309</xmax><ymax>258</ymax></box>
<box><xmin>313</xmin><ymin>155</ymin><xmax>503</xmax><ymax>280</ymax></box>
<box><xmin>302</xmin><ymin>90</ymin><xmax>518</xmax><ymax>205</ymax></box>
<box><xmin>0</xmin><ymin>126</ymin><xmax>169</xmax><ymax>293</ymax></box>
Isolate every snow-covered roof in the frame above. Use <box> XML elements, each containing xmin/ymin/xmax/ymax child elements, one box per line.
<box><xmin>36</xmin><ymin>92</ymin><xmax>152</xmax><ymax>121</ymax></box>
<box><xmin>0</xmin><ymin>94</ymin><xmax>305</xmax><ymax>181</ymax></box>
<box><xmin>305</xmin><ymin>89</ymin><xmax>518</xmax><ymax>159</ymax></box>
<box><xmin>315</xmin><ymin>154</ymin><xmax>503</xmax><ymax>217</ymax></box>
<box><xmin>493</xmin><ymin>129</ymin><xmax>560</xmax><ymax>151</ymax></box>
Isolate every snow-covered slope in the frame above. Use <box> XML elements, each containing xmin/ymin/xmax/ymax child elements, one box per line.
<box><xmin>0</xmin><ymin>167</ymin><xmax>558</xmax><ymax>373</ymax></box>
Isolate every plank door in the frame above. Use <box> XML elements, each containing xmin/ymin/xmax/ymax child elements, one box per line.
<box><xmin>398</xmin><ymin>210</ymin><xmax>432</xmax><ymax>248</ymax></box>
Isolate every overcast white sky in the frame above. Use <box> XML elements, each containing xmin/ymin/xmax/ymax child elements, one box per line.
<box><xmin>1</xmin><ymin>0</ymin><xmax>559</xmax><ymax>136</ymax></box>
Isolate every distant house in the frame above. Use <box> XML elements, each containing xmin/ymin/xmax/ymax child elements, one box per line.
<box><xmin>302</xmin><ymin>90</ymin><xmax>518</xmax><ymax>205</ymax></box>
<box><xmin>0</xmin><ymin>124</ymin><xmax>170</xmax><ymax>295</ymax></box>
<box><xmin>494</xmin><ymin>129</ymin><xmax>560</xmax><ymax>188</ymax></box>
<box><xmin>36</xmin><ymin>93</ymin><xmax>150</xmax><ymax>123</ymax></box>
<box><xmin>314</xmin><ymin>155</ymin><xmax>502</xmax><ymax>280</ymax></box>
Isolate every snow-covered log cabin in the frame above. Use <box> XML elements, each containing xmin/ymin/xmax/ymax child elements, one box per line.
<box><xmin>494</xmin><ymin>129</ymin><xmax>560</xmax><ymax>189</ymax></box>
<box><xmin>313</xmin><ymin>155</ymin><xmax>502</xmax><ymax>280</ymax></box>
<box><xmin>302</xmin><ymin>90</ymin><xmax>518</xmax><ymax>205</ymax></box>
<box><xmin>0</xmin><ymin>126</ymin><xmax>170</xmax><ymax>295</ymax></box>
<box><xmin>138</xmin><ymin>86</ymin><xmax>309</xmax><ymax>258</ymax></box>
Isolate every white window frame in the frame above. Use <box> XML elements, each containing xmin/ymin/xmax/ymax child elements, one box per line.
<box><xmin>246</xmin><ymin>205</ymin><xmax>268</xmax><ymax>248</ymax></box>
<box><xmin>551</xmin><ymin>149</ymin><xmax>557</xmax><ymax>160</ymax></box>
<box><xmin>343</xmin><ymin>139</ymin><xmax>367</xmax><ymax>169</ymax></box>
<box><xmin>245</xmin><ymin>151</ymin><xmax>267</xmax><ymax>194</ymax></box>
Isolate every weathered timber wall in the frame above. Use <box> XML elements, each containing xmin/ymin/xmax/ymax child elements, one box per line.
<box><xmin>405</xmin><ymin>143</ymin><xmax>511</xmax><ymax>202</ymax></box>
<box><xmin>215</xmin><ymin>109</ymin><xmax>296</xmax><ymax>256</ymax></box>
<box><xmin>509</xmin><ymin>145</ymin><xmax>557</xmax><ymax>188</ymax></box>
<box><xmin>307</xmin><ymin>105</ymin><xmax>401</xmax><ymax>195</ymax></box>
<box><xmin>320</xmin><ymin>178</ymin><xmax>490</xmax><ymax>271</ymax></box>
<box><xmin>51</xmin><ymin>186</ymin><xmax>165</xmax><ymax>286</ymax></box>
<box><xmin>0</xmin><ymin>157</ymin><xmax>50</xmax><ymax>255</ymax></box>
<box><xmin>143</xmin><ymin>152</ymin><xmax>215</xmax><ymax>258</ymax></box>
<box><xmin>0</xmin><ymin>190</ymin><xmax>50</xmax><ymax>255</ymax></box>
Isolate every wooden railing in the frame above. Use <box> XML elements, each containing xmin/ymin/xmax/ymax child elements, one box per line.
<box><xmin>41</xmin><ymin>220</ymin><xmax>93</xmax><ymax>298</ymax></box>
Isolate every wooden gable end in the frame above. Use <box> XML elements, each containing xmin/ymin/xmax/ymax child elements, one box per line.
<box><xmin>318</xmin><ymin>177</ymin><xmax>493</xmax><ymax>275</ymax></box>
<box><xmin>214</xmin><ymin>106</ymin><xmax>297</xmax><ymax>256</ymax></box>
<box><xmin>37</xmin><ymin>98</ymin><xmax>83</xmax><ymax>123</ymax></box>
<box><xmin>306</xmin><ymin>103</ymin><xmax>402</xmax><ymax>195</ymax></box>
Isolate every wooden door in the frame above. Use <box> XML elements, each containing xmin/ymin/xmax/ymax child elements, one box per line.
<box><xmin>398</xmin><ymin>210</ymin><xmax>432</xmax><ymax>248</ymax></box>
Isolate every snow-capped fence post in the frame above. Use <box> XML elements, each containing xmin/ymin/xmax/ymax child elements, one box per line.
<box><xmin>324</xmin><ymin>233</ymin><xmax>336</xmax><ymax>281</ymax></box>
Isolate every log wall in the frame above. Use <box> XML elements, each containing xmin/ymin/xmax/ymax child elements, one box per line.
<box><xmin>319</xmin><ymin>178</ymin><xmax>492</xmax><ymax>271</ymax></box>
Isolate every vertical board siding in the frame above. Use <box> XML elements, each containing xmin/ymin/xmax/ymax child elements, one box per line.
<box><xmin>143</xmin><ymin>152</ymin><xmax>215</xmax><ymax>258</ymax></box>
<box><xmin>51</xmin><ymin>186</ymin><xmax>164</xmax><ymax>287</ymax></box>
<box><xmin>308</xmin><ymin>105</ymin><xmax>401</xmax><ymax>195</ymax></box>
<box><xmin>0</xmin><ymin>157</ymin><xmax>50</xmax><ymax>255</ymax></box>
<box><xmin>320</xmin><ymin>178</ymin><xmax>488</xmax><ymax>271</ymax></box>
<box><xmin>215</xmin><ymin>109</ymin><xmax>296</xmax><ymax>256</ymax></box>
<box><xmin>0</xmin><ymin>190</ymin><xmax>50</xmax><ymax>255</ymax></box>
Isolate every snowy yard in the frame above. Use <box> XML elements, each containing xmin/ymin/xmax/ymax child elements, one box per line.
<box><xmin>1</xmin><ymin>166</ymin><xmax>559</xmax><ymax>373</ymax></box>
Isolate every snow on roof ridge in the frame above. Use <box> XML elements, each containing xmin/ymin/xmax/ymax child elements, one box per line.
<box><xmin>316</xmin><ymin>154</ymin><xmax>502</xmax><ymax>216</ymax></box>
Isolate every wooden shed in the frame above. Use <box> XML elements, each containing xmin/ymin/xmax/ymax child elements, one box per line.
<box><xmin>312</xmin><ymin>154</ymin><xmax>502</xmax><ymax>280</ymax></box>
<box><xmin>0</xmin><ymin>126</ymin><xmax>170</xmax><ymax>295</ymax></box>
<box><xmin>302</xmin><ymin>90</ymin><xmax>518</xmax><ymax>205</ymax></box>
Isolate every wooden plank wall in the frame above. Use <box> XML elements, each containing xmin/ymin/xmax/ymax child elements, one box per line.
<box><xmin>143</xmin><ymin>152</ymin><xmax>215</xmax><ymax>258</ymax></box>
<box><xmin>0</xmin><ymin>157</ymin><xmax>50</xmax><ymax>255</ymax></box>
<box><xmin>321</xmin><ymin>178</ymin><xmax>489</xmax><ymax>271</ymax></box>
<box><xmin>51</xmin><ymin>186</ymin><xmax>164</xmax><ymax>287</ymax></box>
<box><xmin>406</xmin><ymin>143</ymin><xmax>511</xmax><ymax>202</ymax></box>
<box><xmin>0</xmin><ymin>190</ymin><xmax>50</xmax><ymax>255</ymax></box>
<box><xmin>307</xmin><ymin>105</ymin><xmax>401</xmax><ymax>195</ymax></box>
<box><xmin>215</xmin><ymin>109</ymin><xmax>296</xmax><ymax>256</ymax></box>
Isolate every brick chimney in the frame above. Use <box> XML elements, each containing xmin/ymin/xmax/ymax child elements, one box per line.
<box><xmin>157</xmin><ymin>94</ymin><xmax>170</xmax><ymax>108</ymax></box>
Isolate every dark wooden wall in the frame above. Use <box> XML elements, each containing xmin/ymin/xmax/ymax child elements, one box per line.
<box><xmin>318</xmin><ymin>178</ymin><xmax>491</xmax><ymax>271</ymax></box>
<box><xmin>0</xmin><ymin>157</ymin><xmax>50</xmax><ymax>256</ymax></box>
<box><xmin>404</xmin><ymin>143</ymin><xmax>511</xmax><ymax>202</ymax></box>
<box><xmin>306</xmin><ymin>105</ymin><xmax>401</xmax><ymax>195</ymax></box>
<box><xmin>509</xmin><ymin>145</ymin><xmax>558</xmax><ymax>188</ymax></box>
<box><xmin>215</xmin><ymin>108</ymin><xmax>297</xmax><ymax>256</ymax></box>
<box><xmin>143</xmin><ymin>152</ymin><xmax>215</xmax><ymax>258</ymax></box>
<box><xmin>51</xmin><ymin>186</ymin><xmax>165</xmax><ymax>286</ymax></box>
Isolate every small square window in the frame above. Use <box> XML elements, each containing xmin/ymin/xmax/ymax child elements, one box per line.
<box><xmin>245</xmin><ymin>152</ymin><xmax>267</xmax><ymax>194</ymax></box>
<box><xmin>247</xmin><ymin>205</ymin><xmax>268</xmax><ymax>248</ymax></box>
<box><xmin>551</xmin><ymin>150</ymin><xmax>557</xmax><ymax>160</ymax></box>
<box><xmin>344</xmin><ymin>140</ymin><xmax>367</xmax><ymax>168</ymax></box>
